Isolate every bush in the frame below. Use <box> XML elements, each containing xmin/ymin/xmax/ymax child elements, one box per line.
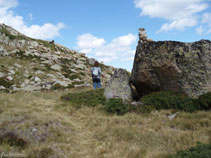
<box><xmin>104</xmin><ymin>98</ymin><xmax>128</xmax><ymax>115</ymax></box>
<box><xmin>0</xmin><ymin>78</ymin><xmax>13</xmax><ymax>88</ymax></box>
<box><xmin>194</xmin><ymin>92</ymin><xmax>211</xmax><ymax>110</ymax></box>
<box><xmin>141</xmin><ymin>91</ymin><xmax>197</xmax><ymax>112</ymax></box>
<box><xmin>61</xmin><ymin>88</ymin><xmax>106</xmax><ymax>107</ymax></box>
<box><xmin>166</xmin><ymin>143</ymin><xmax>211</xmax><ymax>158</ymax></box>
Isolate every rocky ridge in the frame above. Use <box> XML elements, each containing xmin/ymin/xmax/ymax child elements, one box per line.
<box><xmin>0</xmin><ymin>24</ymin><xmax>115</xmax><ymax>92</ymax></box>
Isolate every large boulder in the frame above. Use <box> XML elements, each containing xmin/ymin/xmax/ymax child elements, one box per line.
<box><xmin>104</xmin><ymin>69</ymin><xmax>132</xmax><ymax>102</ymax></box>
<box><xmin>131</xmin><ymin>28</ymin><xmax>211</xmax><ymax>98</ymax></box>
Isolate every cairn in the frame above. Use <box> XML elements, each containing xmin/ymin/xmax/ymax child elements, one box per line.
<box><xmin>138</xmin><ymin>28</ymin><xmax>153</xmax><ymax>43</ymax></box>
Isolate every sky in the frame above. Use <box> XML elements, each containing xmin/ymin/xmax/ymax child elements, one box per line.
<box><xmin>0</xmin><ymin>0</ymin><xmax>210</xmax><ymax>71</ymax></box>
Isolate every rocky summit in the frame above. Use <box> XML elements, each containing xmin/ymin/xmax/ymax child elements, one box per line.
<box><xmin>0</xmin><ymin>24</ymin><xmax>115</xmax><ymax>92</ymax></box>
<box><xmin>131</xmin><ymin>28</ymin><xmax>211</xmax><ymax>98</ymax></box>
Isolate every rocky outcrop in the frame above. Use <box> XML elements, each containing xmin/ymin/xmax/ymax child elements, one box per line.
<box><xmin>131</xmin><ymin>28</ymin><xmax>211</xmax><ymax>98</ymax></box>
<box><xmin>0</xmin><ymin>24</ymin><xmax>115</xmax><ymax>92</ymax></box>
<box><xmin>104</xmin><ymin>69</ymin><xmax>132</xmax><ymax>102</ymax></box>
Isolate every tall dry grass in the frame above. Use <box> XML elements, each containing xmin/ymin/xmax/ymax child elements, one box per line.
<box><xmin>0</xmin><ymin>89</ymin><xmax>210</xmax><ymax>158</ymax></box>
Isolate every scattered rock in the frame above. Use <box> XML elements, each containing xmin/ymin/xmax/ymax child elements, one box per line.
<box><xmin>34</xmin><ymin>76</ymin><xmax>41</xmax><ymax>82</ymax></box>
<box><xmin>50</xmin><ymin>64</ymin><xmax>62</xmax><ymax>71</ymax></box>
<box><xmin>0</xmin><ymin>86</ymin><xmax>6</xmax><ymax>90</ymax></box>
<box><xmin>6</xmin><ymin>76</ymin><xmax>13</xmax><ymax>81</ymax></box>
<box><xmin>0</xmin><ymin>23</ymin><xmax>115</xmax><ymax>92</ymax></box>
<box><xmin>0</xmin><ymin>72</ymin><xmax>5</xmax><ymax>78</ymax></box>
<box><xmin>168</xmin><ymin>112</ymin><xmax>179</xmax><ymax>120</ymax></box>
<box><xmin>14</xmin><ymin>63</ymin><xmax>22</xmax><ymax>68</ymax></box>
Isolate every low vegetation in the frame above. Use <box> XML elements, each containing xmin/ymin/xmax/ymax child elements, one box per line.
<box><xmin>165</xmin><ymin>143</ymin><xmax>211</xmax><ymax>158</ymax></box>
<box><xmin>141</xmin><ymin>91</ymin><xmax>211</xmax><ymax>113</ymax></box>
<box><xmin>0</xmin><ymin>88</ymin><xmax>210</xmax><ymax>158</ymax></box>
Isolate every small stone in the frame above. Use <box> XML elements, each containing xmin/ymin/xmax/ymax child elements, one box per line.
<box><xmin>0</xmin><ymin>72</ymin><xmax>5</xmax><ymax>78</ymax></box>
<box><xmin>6</xmin><ymin>76</ymin><xmax>13</xmax><ymax>81</ymax></box>
<box><xmin>50</xmin><ymin>64</ymin><xmax>62</xmax><ymax>71</ymax></box>
<box><xmin>14</xmin><ymin>63</ymin><xmax>22</xmax><ymax>68</ymax></box>
<box><xmin>34</xmin><ymin>77</ymin><xmax>41</xmax><ymax>82</ymax></box>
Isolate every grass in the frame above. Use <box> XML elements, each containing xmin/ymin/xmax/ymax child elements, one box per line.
<box><xmin>0</xmin><ymin>89</ymin><xmax>210</xmax><ymax>158</ymax></box>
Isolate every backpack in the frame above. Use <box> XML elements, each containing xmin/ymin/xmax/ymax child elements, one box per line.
<box><xmin>92</xmin><ymin>67</ymin><xmax>99</xmax><ymax>77</ymax></box>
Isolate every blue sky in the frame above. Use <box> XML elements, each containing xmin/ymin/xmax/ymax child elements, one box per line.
<box><xmin>0</xmin><ymin>0</ymin><xmax>210</xmax><ymax>71</ymax></box>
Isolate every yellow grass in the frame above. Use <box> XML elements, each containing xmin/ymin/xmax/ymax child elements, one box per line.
<box><xmin>0</xmin><ymin>89</ymin><xmax>210</xmax><ymax>158</ymax></box>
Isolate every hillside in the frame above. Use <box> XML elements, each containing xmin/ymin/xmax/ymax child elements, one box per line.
<box><xmin>0</xmin><ymin>89</ymin><xmax>210</xmax><ymax>158</ymax></box>
<box><xmin>0</xmin><ymin>24</ymin><xmax>115</xmax><ymax>92</ymax></box>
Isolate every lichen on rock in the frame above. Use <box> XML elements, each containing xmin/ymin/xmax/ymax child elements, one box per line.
<box><xmin>131</xmin><ymin>28</ymin><xmax>211</xmax><ymax>98</ymax></box>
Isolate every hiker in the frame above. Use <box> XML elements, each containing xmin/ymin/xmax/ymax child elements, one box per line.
<box><xmin>91</xmin><ymin>61</ymin><xmax>102</xmax><ymax>89</ymax></box>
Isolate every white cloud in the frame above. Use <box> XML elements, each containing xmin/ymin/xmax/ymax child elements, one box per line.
<box><xmin>134</xmin><ymin>0</ymin><xmax>209</xmax><ymax>32</ymax></box>
<box><xmin>76</xmin><ymin>33</ymin><xmax>137</xmax><ymax>64</ymax></box>
<box><xmin>77</xmin><ymin>33</ymin><xmax>106</xmax><ymax>53</ymax></box>
<box><xmin>196</xmin><ymin>25</ymin><xmax>205</xmax><ymax>34</ymax></box>
<box><xmin>0</xmin><ymin>0</ymin><xmax>65</xmax><ymax>39</ymax></box>
<box><xmin>196</xmin><ymin>12</ymin><xmax>211</xmax><ymax>34</ymax></box>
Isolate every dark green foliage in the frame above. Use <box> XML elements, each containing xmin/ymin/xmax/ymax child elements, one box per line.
<box><xmin>193</xmin><ymin>92</ymin><xmax>211</xmax><ymax>110</ymax></box>
<box><xmin>0</xmin><ymin>28</ymin><xmax>30</xmax><ymax>41</ymax></box>
<box><xmin>0</xmin><ymin>28</ymin><xmax>16</xmax><ymax>40</ymax></box>
<box><xmin>104</xmin><ymin>98</ymin><xmax>128</xmax><ymax>115</ymax></box>
<box><xmin>61</xmin><ymin>88</ymin><xmax>106</xmax><ymax>107</ymax></box>
<box><xmin>15</xmin><ymin>51</ymin><xmax>40</xmax><ymax>60</ymax></box>
<box><xmin>166</xmin><ymin>143</ymin><xmax>211</xmax><ymax>158</ymax></box>
<box><xmin>69</xmin><ymin>74</ymin><xmax>80</xmax><ymax>80</ymax></box>
<box><xmin>0</xmin><ymin>132</ymin><xmax>27</xmax><ymax>148</ymax></box>
<box><xmin>128</xmin><ymin>103</ymin><xmax>154</xmax><ymax>113</ymax></box>
<box><xmin>141</xmin><ymin>91</ymin><xmax>197</xmax><ymax>112</ymax></box>
<box><xmin>29</xmin><ymin>147</ymin><xmax>53</xmax><ymax>158</ymax></box>
<box><xmin>51</xmin><ymin>83</ymin><xmax>65</xmax><ymax>90</ymax></box>
<box><xmin>0</xmin><ymin>78</ymin><xmax>13</xmax><ymax>88</ymax></box>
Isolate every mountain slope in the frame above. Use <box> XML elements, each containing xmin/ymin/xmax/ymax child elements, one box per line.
<box><xmin>0</xmin><ymin>24</ymin><xmax>115</xmax><ymax>92</ymax></box>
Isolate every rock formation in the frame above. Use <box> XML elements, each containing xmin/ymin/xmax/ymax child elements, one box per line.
<box><xmin>104</xmin><ymin>69</ymin><xmax>132</xmax><ymax>102</ymax></box>
<box><xmin>0</xmin><ymin>24</ymin><xmax>115</xmax><ymax>92</ymax></box>
<box><xmin>131</xmin><ymin>28</ymin><xmax>211</xmax><ymax>98</ymax></box>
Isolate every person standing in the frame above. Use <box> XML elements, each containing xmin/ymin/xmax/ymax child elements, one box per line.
<box><xmin>91</xmin><ymin>61</ymin><xmax>102</xmax><ymax>89</ymax></box>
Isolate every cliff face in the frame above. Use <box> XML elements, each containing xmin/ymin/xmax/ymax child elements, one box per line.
<box><xmin>131</xmin><ymin>28</ymin><xmax>211</xmax><ymax>98</ymax></box>
<box><xmin>0</xmin><ymin>24</ymin><xmax>115</xmax><ymax>92</ymax></box>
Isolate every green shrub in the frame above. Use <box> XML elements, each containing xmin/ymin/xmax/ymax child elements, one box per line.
<box><xmin>0</xmin><ymin>78</ymin><xmax>13</xmax><ymax>88</ymax></box>
<box><xmin>0</xmin><ymin>132</ymin><xmax>27</xmax><ymax>148</ymax></box>
<box><xmin>61</xmin><ymin>88</ymin><xmax>106</xmax><ymax>107</ymax></box>
<box><xmin>104</xmin><ymin>98</ymin><xmax>128</xmax><ymax>115</ymax></box>
<box><xmin>51</xmin><ymin>83</ymin><xmax>65</xmax><ymax>90</ymax></box>
<box><xmin>194</xmin><ymin>92</ymin><xmax>211</xmax><ymax>110</ymax></box>
<box><xmin>29</xmin><ymin>147</ymin><xmax>54</xmax><ymax>158</ymax></box>
<box><xmin>128</xmin><ymin>103</ymin><xmax>154</xmax><ymax>113</ymax></box>
<box><xmin>166</xmin><ymin>143</ymin><xmax>211</xmax><ymax>158</ymax></box>
<box><xmin>141</xmin><ymin>91</ymin><xmax>197</xmax><ymax>112</ymax></box>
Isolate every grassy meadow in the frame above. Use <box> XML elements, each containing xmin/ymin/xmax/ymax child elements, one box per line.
<box><xmin>0</xmin><ymin>88</ymin><xmax>210</xmax><ymax>158</ymax></box>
